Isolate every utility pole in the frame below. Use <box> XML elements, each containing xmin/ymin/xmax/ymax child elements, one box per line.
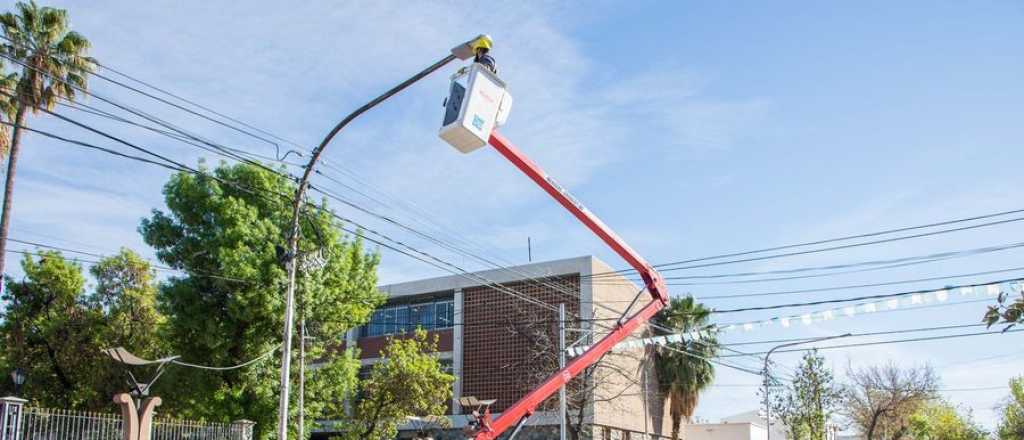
<box><xmin>558</xmin><ymin>303</ymin><xmax>567</xmax><ymax>440</ymax></box>
<box><xmin>298</xmin><ymin>319</ymin><xmax>305</xmax><ymax>440</ymax></box>
<box><xmin>641</xmin><ymin>353</ymin><xmax>650</xmax><ymax>439</ymax></box>
<box><xmin>763</xmin><ymin>334</ymin><xmax>850</xmax><ymax>440</ymax></box>
<box><xmin>274</xmin><ymin>35</ymin><xmax>493</xmax><ymax>439</ymax></box>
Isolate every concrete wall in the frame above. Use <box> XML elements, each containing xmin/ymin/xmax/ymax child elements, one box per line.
<box><xmin>721</xmin><ymin>411</ymin><xmax>787</xmax><ymax>440</ymax></box>
<box><xmin>685</xmin><ymin>422</ymin><xmax>766</xmax><ymax>440</ymax></box>
<box><xmin>587</xmin><ymin>257</ymin><xmax>673</xmax><ymax>438</ymax></box>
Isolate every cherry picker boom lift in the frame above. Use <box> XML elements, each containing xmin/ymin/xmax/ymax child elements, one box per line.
<box><xmin>439</xmin><ymin>36</ymin><xmax>670</xmax><ymax>440</ymax></box>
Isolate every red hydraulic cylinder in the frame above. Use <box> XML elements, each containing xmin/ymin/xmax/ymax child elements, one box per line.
<box><xmin>473</xmin><ymin>131</ymin><xmax>671</xmax><ymax>440</ymax></box>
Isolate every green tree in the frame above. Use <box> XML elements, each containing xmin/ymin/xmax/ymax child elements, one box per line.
<box><xmin>0</xmin><ymin>1</ymin><xmax>95</xmax><ymax>277</ymax></box>
<box><xmin>140</xmin><ymin>162</ymin><xmax>383</xmax><ymax>439</ymax></box>
<box><xmin>88</xmin><ymin>248</ymin><xmax>167</xmax><ymax>359</ymax></box>
<box><xmin>0</xmin><ymin>59</ymin><xmax>16</xmax><ymax>154</ymax></box>
<box><xmin>768</xmin><ymin>350</ymin><xmax>842</xmax><ymax>440</ymax></box>
<box><xmin>342</xmin><ymin>329</ymin><xmax>454</xmax><ymax>440</ymax></box>
<box><xmin>0</xmin><ymin>250</ymin><xmax>102</xmax><ymax>407</ymax></box>
<box><xmin>985</xmin><ymin>288</ymin><xmax>1024</xmax><ymax>331</ymax></box>
<box><xmin>0</xmin><ymin>249</ymin><xmax>167</xmax><ymax>409</ymax></box>
<box><xmin>909</xmin><ymin>400</ymin><xmax>987</xmax><ymax>440</ymax></box>
<box><xmin>843</xmin><ymin>363</ymin><xmax>938</xmax><ymax>440</ymax></box>
<box><xmin>998</xmin><ymin>376</ymin><xmax>1024</xmax><ymax>440</ymax></box>
<box><xmin>653</xmin><ymin>296</ymin><xmax>719</xmax><ymax>440</ymax></box>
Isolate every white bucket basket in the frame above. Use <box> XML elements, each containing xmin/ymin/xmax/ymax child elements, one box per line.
<box><xmin>439</xmin><ymin>63</ymin><xmax>512</xmax><ymax>153</ymax></box>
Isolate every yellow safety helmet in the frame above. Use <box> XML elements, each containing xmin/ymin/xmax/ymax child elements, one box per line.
<box><xmin>452</xmin><ymin>34</ymin><xmax>494</xmax><ymax>60</ymax></box>
<box><xmin>471</xmin><ymin>34</ymin><xmax>493</xmax><ymax>52</ymax></box>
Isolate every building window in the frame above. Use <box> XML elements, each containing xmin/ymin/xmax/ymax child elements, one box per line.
<box><xmin>439</xmin><ymin>359</ymin><xmax>454</xmax><ymax>374</ymax></box>
<box><xmin>360</xmin><ymin>299</ymin><xmax>455</xmax><ymax>337</ymax></box>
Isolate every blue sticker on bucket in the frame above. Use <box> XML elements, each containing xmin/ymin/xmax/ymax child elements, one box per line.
<box><xmin>472</xmin><ymin>115</ymin><xmax>485</xmax><ymax>130</ymax></box>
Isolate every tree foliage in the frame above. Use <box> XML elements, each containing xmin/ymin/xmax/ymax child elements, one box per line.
<box><xmin>0</xmin><ymin>0</ymin><xmax>95</xmax><ymax>114</ymax></box>
<box><xmin>88</xmin><ymin>248</ymin><xmax>167</xmax><ymax>359</ymax></box>
<box><xmin>341</xmin><ymin>329</ymin><xmax>454</xmax><ymax>440</ymax></box>
<box><xmin>0</xmin><ymin>59</ymin><xmax>15</xmax><ymax>154</ymax></box>
<box><xmin>767</xmin><ymin>350</ymin><xmax>842</xmax><ymax>440</ymax></box>
<box><xmin>985</xmin><ymin>287</ymin><xmax>1024</xmax><ymax>331</ymax></box>
<box><xmin>140</xmin><ymin>162</ymin><xmax>383</xmax><ymax>439</ymax></box>
<box><xmin>998</xmin><ymin>376</ymin><xmax>1024</xmax><ymax>440</ymax></box>
<box><xmin>0</xmin><ymin>249</ymin><xmax>164</xmax><ymax>409</ymax></box>
<box><xmin>653</xmin><ymin>296</ymin><xmax>718</xmax><ymax>440</ymax></box>
<box><xmin>909</xmin><ymin>400</ymin><xmax>987</xmax><ymax>440</ymax></box>
<box><xmin>842</xmin><ymin>363</ymin><xmax>938</xmax><ymax>440</ymax></box>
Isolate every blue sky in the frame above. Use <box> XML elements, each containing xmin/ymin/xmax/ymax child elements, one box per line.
<box><xmin>6</xmin><ymin>0</ymin><xmax>1023</xmax><ymax>430</ymax></box>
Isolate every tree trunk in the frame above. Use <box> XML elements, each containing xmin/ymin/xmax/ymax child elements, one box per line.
<box><xmin>669</xmin><ymin>390</ymin><xmax>683</xmax><ymax>440</ymax></box>
<box><xmin>0</xmin><ymin>105</ymin><xmax>27</xmax><ymax>279</ymax></box>
<box><xmin>866</xmin><ymin>412</ymin><xmax>881</xmax><ymax>440</ymax></box>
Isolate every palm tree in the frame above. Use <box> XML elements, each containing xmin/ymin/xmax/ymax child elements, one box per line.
<box><xmin>0</xmin><ymin>63</ymin><xmax>17</xmax><ymax>156</ymax></box>
<box><xmin>0</xmin><ymin>1</ymin><xmax>94</xmax><ymax>277</ymax></box>
<box><xmin>653</xmin><ymin>296</ymin><xmax>719</xmax><ymax>440</ymax></box>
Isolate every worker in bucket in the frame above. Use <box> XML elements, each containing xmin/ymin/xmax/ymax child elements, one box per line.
<box><xmin>472</xmin><ymin>36</ymin><xmax>497</xmax><ymax>74</ymax></box>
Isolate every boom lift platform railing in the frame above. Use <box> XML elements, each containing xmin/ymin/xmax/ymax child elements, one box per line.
<box><xmin>438</xmin><ymin>36</ymin><xmax>670</xmax><ymax>440</ymax></box>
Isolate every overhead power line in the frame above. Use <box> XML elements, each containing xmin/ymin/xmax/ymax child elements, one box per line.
<box><xmin>715</xmin><ymin>297</ymin><xmax>992</xmax><ymax>327</ymax></box>
<box><xmin>1</xmin><ymin>48</ymin><xmax>593</xmax><ymax>316</ymax></box>
<box><xmin>710</xmin><ymin>275</ymin><xmax>1023</xmax><ymax>313</ymax></box>
<box><xmin>85</xmin><ymin>53</ymin><xmax>498</xmax><ymax>271</ymax></box>
<box><xmin>0</xmin><ymin>44</ymin><xmax>571</xmax><ymax>315</ymax></box>
<box><xmin>718</xmin><ymin>328</ymin><xmax>1024</xmax><ymax>357</ymax></box>
<box><xmin>6</xmin><ymin>238</ymin><xmax>257</xmax><ymax>284</ymax></box>
<box><xmin>584</xmin><ymin>207</ymin><xmax>1024</xmax><ymax>279</ymax></box>
<box><xmin>586</xmin><ymin>241</ymin><xmax>1024</xmax><ymax>286</ymax></box>
<box><xmin>17</xmin><ymin>123</ymin><xmax>564</xmax><ymax>314</ymax></box>
<box><xmin>88</xmin><ymin>62</ymin><xmax>296</xmax><ymax>157</ymax></box>
<box><xmin>0</xmin><ymin>119</ymin><xmax>185</xmax><ymax>172</ymax></box>
<box><xmin>92</xmin><ymin>59</ymin><xmax>309</xmax><ymax>153</ymax></box>
<box><xmin>0</xmin><ymin>46</ymin><xmax>292</xmax><ymax>177</ymax></box>
<box><xmin>721</xmin><ymin>322</ymin><xmax>985</xmax><ymax>347</ymax></box>
<box><xmin>698</xmin><ymin>267</ymin><xmax>1024</xmax><ymax>301</ymax></box>
<box><xmin>53</xmin><ymin>88</ymin><xmax>591</xmax><ymax>312</ymax></box>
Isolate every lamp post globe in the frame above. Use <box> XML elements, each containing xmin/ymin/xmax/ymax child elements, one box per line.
<box><xmin>10</xmin><ymin>367</ymin><xmax>25</xmax><ymax>396</ymax></box>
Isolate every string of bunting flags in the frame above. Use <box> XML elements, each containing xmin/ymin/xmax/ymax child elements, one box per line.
<box><xmin>564</xmin><ymin>278</ymin><xmax>1024</xmax><ymax>357</ymax></box>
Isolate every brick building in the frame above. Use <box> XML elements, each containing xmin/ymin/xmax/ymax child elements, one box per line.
<box><xmin>317</xmin><ymin>256</ymin><xmax>671</xmax><ymax>439</ymax></box>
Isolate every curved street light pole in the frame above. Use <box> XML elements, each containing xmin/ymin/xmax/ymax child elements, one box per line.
<box><xmin>275</xmin><ymin>36</ymin><xmax>489</xmax><ymax>439</ymax></box>
<box><xmin>763</xmin><ymin>333</ymin><xmax>851</xmax><ymax>440</ymax></box>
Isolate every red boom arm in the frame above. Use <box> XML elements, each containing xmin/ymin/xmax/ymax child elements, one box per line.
<box><xmin>472</xmin><ymin>131</ymin><xmax>670</xmax><ymax>440</ymax></box>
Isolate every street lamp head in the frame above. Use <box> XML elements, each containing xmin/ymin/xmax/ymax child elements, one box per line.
<box><xmin>10</xmin><ymin>368</ymin><xmax>25</xmax><ymax>386</ymax></box>
<box><xmin>451</xmin><ymin>34</ymin><xmax>494</xmax><ymax>60</ymax></box>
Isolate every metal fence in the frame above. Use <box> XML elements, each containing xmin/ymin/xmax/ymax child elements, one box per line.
<box><xmin>0</xmin><ymin>397</ymin><xmax>254</xmax><ymax>440</ymax></box>
<box><xmin>21</xmin><ymin>407</ymin><xmax>123</xmax><ymax>440</ymax></box>
<box><xmin>151</xmin><ymin>417</ymin><xmax>251</xmax><ymax>440</ymax></box>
